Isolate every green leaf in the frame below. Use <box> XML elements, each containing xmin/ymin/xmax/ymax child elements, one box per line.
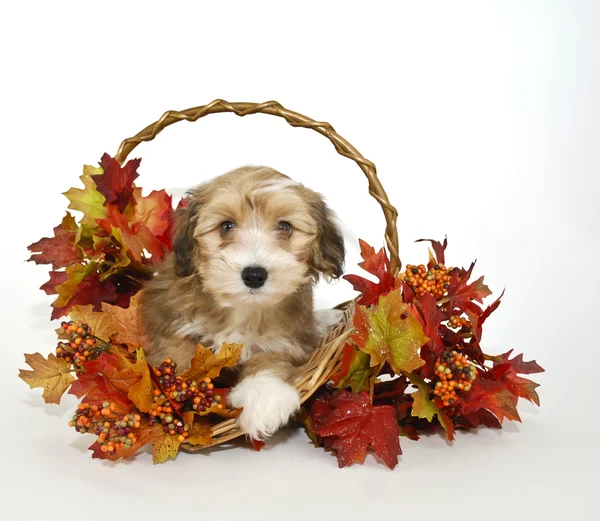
<box><xmin>353</xmin><ymin>289</ymin><xmax>428</xmax><ymax>374</ymax></box>
<box><xmin>407</xmin><ymin>373</ymin><xmax>437</xmax><ymax>422</ymax></box>
<box><xmin>331</xmin><ymin>343</ymin><xmax>372</xmax><ymax>393</ymax></box>
<box><xmin>63</xmin><ymin>165</ymin><xmax>108</xmax><ymax>227</ymax></box>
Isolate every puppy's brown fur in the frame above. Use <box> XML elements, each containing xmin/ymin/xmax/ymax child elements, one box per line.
<box><xmin>140</xmin><ymin>166</ymin><xmax>344</xmax><ymax>388</ymax></box>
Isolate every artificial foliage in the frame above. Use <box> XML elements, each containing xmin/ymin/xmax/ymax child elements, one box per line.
<box><xmin>20</xmin><ymin>154</ymin><xmax>543</xmax><ymax>467</ymax></box>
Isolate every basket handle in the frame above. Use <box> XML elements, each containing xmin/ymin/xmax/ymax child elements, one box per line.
<box><xmin>114</xmin><ymin>99</ymin><xmax>401</xmax><ymax>274</ymax></box>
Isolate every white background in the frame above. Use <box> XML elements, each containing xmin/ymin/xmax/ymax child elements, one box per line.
<box><xmin>1</xmin><ymin>1</ymin><xmax>598</xmax><ymax>519</ymax></box>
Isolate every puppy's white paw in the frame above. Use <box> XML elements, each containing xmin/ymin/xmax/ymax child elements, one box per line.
<box><xmin>228</xmin><ymin>371</ymin><xmax>300</xmax><ymax>440</ymax></box>
<box><xmin>315</xmin><ymin>308</ymin><xmax>345</xmax><ymax>339</ymax></box>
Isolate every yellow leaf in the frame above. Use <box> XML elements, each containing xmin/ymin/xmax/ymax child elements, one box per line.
<box><xmin>127</xmin><ymin>349</ymin><xmax>155</xmax><ymax>413</ymax></box>
<box><xmin>183</xmin><ymin>343</ymin><xmax>243</xmax><ymax>382</ymax></box>
<box><xmin>144</xmin><ymin>424</ymin><xmax>181</xmax><ymax>464</ymax></box>
<box><xmin>182</xmin><ymin>413</ymin><xmax>213</xmax><ymax>446</ymax></box>
<box><xmin>19</xmin><ymin>353</ymin><xmax>74</xmax><ymax>404</ymax></box>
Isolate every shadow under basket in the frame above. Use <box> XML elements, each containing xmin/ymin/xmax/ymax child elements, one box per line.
<box><xmin>113</xmin><ymin>100</ymin><xmax>400</xmax><ymax>451</ymax></box>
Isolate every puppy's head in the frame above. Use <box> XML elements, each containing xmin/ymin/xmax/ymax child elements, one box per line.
<box><xmin>173</xmin><ymin>166</ymin><xmax>344</xmax><ymax>307</ymax></box>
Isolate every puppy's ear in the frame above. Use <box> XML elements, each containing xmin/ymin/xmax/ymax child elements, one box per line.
<box><xmin>173</xmin><ymin>201</ymin><xmax>199</xmax><ymax>278</ymax></box>
<box><xmin>308</xmin><ymin>196</ymin><xmax>345</xmax><ymax>280</ymax></box>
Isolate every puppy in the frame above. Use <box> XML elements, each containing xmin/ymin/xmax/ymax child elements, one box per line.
<box><xmin>140</xmin><ymin>166</ymin><xmax>345</xmax><ymax>439</ymax></box>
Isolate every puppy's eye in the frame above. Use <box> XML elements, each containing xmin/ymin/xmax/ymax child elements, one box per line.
<box><xmin>220</xmin><ymin>221</ymin><xmax>235</xmax><ymax>234</ymax></box>
<box><xmin>277</xmin><ymin>221</ymin><xmax>292</xmax><ymax>234</ymax></box>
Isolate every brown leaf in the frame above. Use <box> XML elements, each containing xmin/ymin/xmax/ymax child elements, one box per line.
<box><xmin>19</xmin><ymin>353</ymin><xmax>74</xmax><ymax>404</ymax></box>
<box><xmin>70</xmin><ymin>293</ymin><xmax>147</xmax><ymax>351</ymax></box>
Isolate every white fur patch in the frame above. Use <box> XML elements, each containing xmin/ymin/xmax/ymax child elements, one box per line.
<box><xmin>228</xmin><ymin>371</ymin><xmax>300</xmax><ymax>440</ymax></box>
<box><xmin>255</xmin><ymin>178</ymin><xmax>299</xmax><ymax>195</ymax></box>
<box><xmin>315</xmin><ymin>308</ymin><xmax>344</xmax><ymax>339</ymax></box>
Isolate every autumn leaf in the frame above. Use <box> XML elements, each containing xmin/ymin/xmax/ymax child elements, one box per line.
<box><xmin>69</xmin><ymin>350</ymin><xmax>145</xmax><ymax>407</ymax></box>
<box><xmin>127</xmin><ymin>349</ymin><xmax>155</xmax><ymax>412</ymax></box>
<box><xmin>436</xmin><ymin>409</ymin><xmax>455</xmax><ymax>441</ymax></box>
<box><xmin>97</xmin><ymin>204</ymin><xmax>168</xmax><ymax>265</ymax></box>
<box><xmin>405</xmin><ymin>372</ymin><xmax>455</xmax><ymax>440</ymax></box>
<box><xmin>417</xmin><ymin>292</ymin><xmax>447</xmax><ymax>376</ymax></box>
<box><xmin>129</xmin><ymin>187</ymin><xmax>173</xmax><ymax>239</ymax></box>
<box><xmin>407</xmin><ymin>373</ymin><xmax>437</xmax><ymax>422</ymax></box>
<box><xmin>63</xmin><ymin>165</ymin><xmax>108</xmax><ymax>227</ymax></box>
<box><xmin>19</xmin><ymin>353</ymin><xmax>74</xmax><ymax>404</ymax></box>
<box><xmin>312</xmin><ymin>390</ymin><xmax>402</xmax><ymax>469</ymax></box>
<box><xmin>182</xmin><ymin>343</ymin><xmax>243</xmax><ymax>382</ymax></box>
<box><xmin>415</xmin><ymin>237</ymin><xmax>447</xmax><ymax>265</ymax></box>
<box><xmin>92</xmin><ymin>154</ymin><xmax>140</xmax><ymax>213</ymax></box>
<box><xmin>40</xmin><ymin>271</ymin><xmax>68</xmax><ymax>295</ymax></box>
<box><xmin>489</xmin><ymin>350</ymin><xmax>544</xmax><ymax>406</ymax></box>
<box><xmin>447</xmin><ymin>262</ymin><xmax>492</xmax><ymax>315</ymax></box>
<box><xmin>343</xmin><ymin>239</ymin><xmax>397</xmax><ymax>306</ymax></box>
<box><xmin>70</xmin><ymin>294</ymin><xmax>147</xmax><ymax>351</ymax></box>
<box><xmin>27</xmin><ymin>212</ymin><xmax>81</xmax><ymax>269</ymax></box>
<box><xmin>353</xmin><ymin>289</ymin><xmax>428</xmax><ymax>375</ymax></box>
<box><xmin>330</xmin><ymin>343</ymin><xmax>372</xmax><ymax>393</ymax></box>
<box><xmin>143</xmin><ymin>424</ymin><xmax>181</xmax><ymax>464</ymax></box>
<box><xmin>459</xmin><ymin>378</ymin><xmax>521</xmax><ymax>423</ymax></box>
<box><xmin>181</xmin><ymin>413</ymin><xmax>213</xmax><ymax>446</ymax></box>
<box><xmin>51</xmin><ymin>262</ymin><xmax>124</xmax><ymax>320</ymax></box>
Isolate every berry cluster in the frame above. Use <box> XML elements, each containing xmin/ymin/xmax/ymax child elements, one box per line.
<box><xmin>148</xmin><ymin>402</ymin><xmax>189</xmax><ymax>442</ymax></box>
<box><xmin>153</xmin><ymin>358</ymin><xmax>224</xmax><ymax>412</ymax></box>
<box><xmin>403</xmin><ymin>263</ymin><xmax>452</xmax><ymax>298</ymax></box>
<box><xmin>432</xmin><ymin>350</ymin><xmax>476</xmax><ymax>407</ymax></box>
<box><xmin>68</xmin><ymin>401</ymin><xmax>141</xmax><ymax>455</ymax></box>
<box><xmin>449</xmin><ymin>315</ymin><xmax>472</xmax><ymax>331</ymax></box>
<box><xmin>56</xmin><ymin>321</ymin><xmax>104</xmax><ymax>368</ymax></box>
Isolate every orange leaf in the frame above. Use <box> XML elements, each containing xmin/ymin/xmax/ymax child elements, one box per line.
<box><xmin>127</xmin><ymin>349</ymin><xmax>155</xmax><ymax>413</ymax></box>
<box><xmin>182</xmin><ymin>343</ymin><xmax>243</xmax><ymax>382</ymax></box>
<box><xmin>19</xmin><ymin>353</ymin><xmax>74</xmax><ymax>404</ymax></box>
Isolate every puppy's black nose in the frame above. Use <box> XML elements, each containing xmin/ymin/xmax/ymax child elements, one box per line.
<box><xmin>242</xmin><ymin>266</ymin><xmax>268</xmax><ymax>289</ymax></box>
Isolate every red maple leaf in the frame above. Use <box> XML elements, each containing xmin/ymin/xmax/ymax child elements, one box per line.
<box><xmin>415</xmin><ymin>237</ymin><xmax>447</xmax><ymax>265</ymax></box>
<box><xmin>92</xmin><ymin>154</ymin><xmax>140</xmax><ymax>213</ymax></box>
<box><xmin>489</xmin><ymin>350</ymin><xmax>544</xmax><ymax>406</ymax></box>
<box><xmin>459</xmin><ymin>377</ymin><xmax>521</xmax><ymax>423</ymax></box>
<box><xmin>343</xmin><ymin>239</ymin><xmax>397</xmax><ymax>306</ymax></box>
<box><xmin>40</xmin><ymin>271</ymin><xmax>68</xmax><ymax>295</ymax></box>
<box><xmin>417</xmin><ymin>293</ymin><xmax>447</xmax><ymax>376</ymax></box>
<box><xmin>469</xmin><ymin>289</ymin><xmax>505</xmax><ymax>341</ymax></box>
<box><xmin>312</xmin><ymin>390</ymin><xmax>402</xmax><ymax>469</ymax></box>
<box><xmin>27</xmin><ymin>215</ymin><xmax>80</xmax><ymax>269</ymax></box>
<box><xmin>446</xmin><ymin>262</ymin><xmax>492</xmax><ymax>315</ymax></box>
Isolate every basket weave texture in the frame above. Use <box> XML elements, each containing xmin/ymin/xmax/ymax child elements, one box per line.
<box><xmin>114</xmin><ymin>100</ymin><xmax>400</xmax><ymax>450</ymax></box>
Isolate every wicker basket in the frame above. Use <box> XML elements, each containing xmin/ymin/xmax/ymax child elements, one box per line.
<box><xmin>114</xmin><ymin>100</ymin><xmax>400</xmax><ymax>451</ymax></box>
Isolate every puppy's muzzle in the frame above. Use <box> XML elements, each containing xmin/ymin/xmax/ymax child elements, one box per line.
<box><xmin>242</xmin><ymin>266</ymin><xmax>268</xmax><ymax>289</ymax></box>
